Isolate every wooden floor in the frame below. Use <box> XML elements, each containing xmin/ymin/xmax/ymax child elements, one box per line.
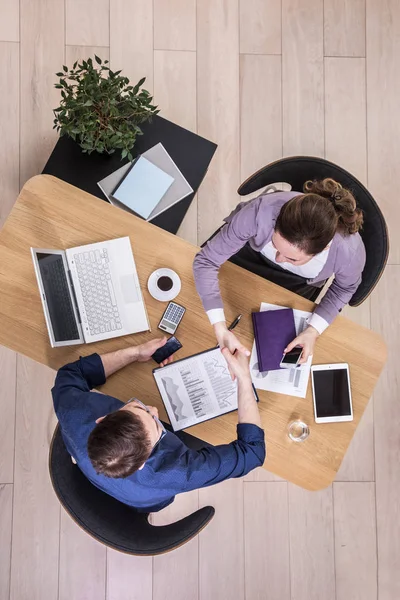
<box><xmin>0</xmin><ymin>1</ymin><xmax>399</xmax><ymax>599</ymax></box>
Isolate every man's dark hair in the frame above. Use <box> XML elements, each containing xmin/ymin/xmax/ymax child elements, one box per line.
<box><xmin>88</xmin><ymin>410</ymin><xmax>152</xmax><ymax>478</ymax></box>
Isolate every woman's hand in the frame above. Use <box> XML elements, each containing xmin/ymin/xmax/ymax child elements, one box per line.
<box><xmin>284</xmin><ymin>325</ymin><xmax>319</xmax><ymax>364</ymax></box>
<box><xmin>214</xmin><ymin>322</ymin><xmax>250</xmax><ymax>354</ymax></box>
<box><xmin>214</xmin><ymin>322</ymin><xmax>250</xmax><ymax>379</ymax></box>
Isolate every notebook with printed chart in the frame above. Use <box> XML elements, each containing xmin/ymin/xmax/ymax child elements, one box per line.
<box><xmin>111</xmin><ymin>156</ymin><xmax>174</xmax><ymax>219</ymax></box>
<box><xmin>97</xmin><ymin>143</ymin><xmax>193</xmax><ymax>220</ymax></box>
<box><xmin>153</xmin><ymin>347</ymin><xmax>248</xmax><ymax>431</ymax></box>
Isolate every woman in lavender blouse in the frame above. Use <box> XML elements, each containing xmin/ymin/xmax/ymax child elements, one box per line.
<box><xmin>193</xmin><ymin>178</ymin><xmax>366</xmax><ymax>363</ymax></box>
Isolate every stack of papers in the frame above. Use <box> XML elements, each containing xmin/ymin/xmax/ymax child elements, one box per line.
<box><xmin>97</xmin><ymin>143</ymin><xmax>193</xmax><ymax>221</ymax></box>
<box><xmin>250</xmin><ymin>302</ymin><xmax>313</xmax><ymax>398</ymax></box>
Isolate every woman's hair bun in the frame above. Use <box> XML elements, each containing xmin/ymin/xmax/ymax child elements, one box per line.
<box><xmin>303</xmin><ymin>178</ymin><xmax>363</xmax><ymax>234</ymax></box>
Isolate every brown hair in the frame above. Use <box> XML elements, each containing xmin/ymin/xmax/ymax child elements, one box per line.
<box><xmin>88</xmin><ymin>410</ymin><xmax>152</xmax><ymax>478</ymax></box>
<box><xmin>275</xmin><ymin>178</ymin><xmax>363</xmax><ymax>255</ymax></box>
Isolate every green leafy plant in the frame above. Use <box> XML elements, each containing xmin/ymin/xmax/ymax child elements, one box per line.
<box><xmin>53</xmin><ymin>56</ymin><xmax>158</xmax><ymax>160</ymax></box>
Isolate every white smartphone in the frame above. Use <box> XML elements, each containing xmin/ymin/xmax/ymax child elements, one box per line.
<box><xmin>280</xmin><ymin>346</ymin><xmax>302</xmax><ymax>369</ymax></box>
<box><xmin>311</xmin><ymin>363</ymin><xmax>353</xmax><ymax>423</ymax></box>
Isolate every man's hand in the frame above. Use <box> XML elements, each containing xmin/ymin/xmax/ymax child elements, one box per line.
<box><xmin>136</xmin><ymin>337</ymin><xmax>174</xmax><ymax>367</ymax></box>
<box><xmin>284</xmin><ymin>325</ymin><xmax>319</xmax><ymax>364</ymax></box>
<box><xmin>221</xmin><ymin>347</ymin><xmax>252</xmax><ymax>383</ymax></box>
<box><xmin>214</xmin><ymin>322</ymin><xmax>250</xmax><ymax>378</ymax></box>
<box><xmin>222</xmin><ymin>348</ymin><xmax>261</xmax><ymax>427</ymax></box>
<box><xmin>101</xmin><ymin>337</ymin><xmax>175</xmax><ymax>377</ymax></box>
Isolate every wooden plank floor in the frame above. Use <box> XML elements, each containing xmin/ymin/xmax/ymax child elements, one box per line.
<box><xmin>0</xmin><ymin>1</ymin><xmax>398</xmax><ymax>598</ymax></box>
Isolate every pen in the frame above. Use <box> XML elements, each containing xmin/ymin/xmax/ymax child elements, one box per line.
<box><xmin>228</xmin><ymin>314</ymin><xmax>242</xmax><ymax>331</ymax></box>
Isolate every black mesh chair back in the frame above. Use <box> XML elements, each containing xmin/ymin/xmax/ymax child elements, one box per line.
<box><xmin>49</xmin><ymin>425</ymin><xmax>215</xmax><ymax>556</ymax></box>
<box><xmin>238</xmin><ymin>156</ymin><xmax>389</xmax><ymax>306</ymax></box>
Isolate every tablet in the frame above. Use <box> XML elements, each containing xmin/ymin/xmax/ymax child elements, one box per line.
<box><xmin>311</xmin><ymin>363</ymin><xmax>353</xmax><ymax>423</ymax></box>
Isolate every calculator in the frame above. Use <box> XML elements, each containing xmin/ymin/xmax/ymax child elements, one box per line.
<box><xmin>158</xmin><ymin>302</ymin><xmax>186</xmax><ymax>335</ymax></box>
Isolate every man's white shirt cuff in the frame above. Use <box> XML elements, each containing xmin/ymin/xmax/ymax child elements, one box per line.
<box><xmin>308</xmin><ymin>313</ymin><xmax>329</xmax><ymax>335</ymax></box>
<box><xmin>207</xmin><ymin>308</ymin><xmax>226</xmax><ymax>325</ymax></box>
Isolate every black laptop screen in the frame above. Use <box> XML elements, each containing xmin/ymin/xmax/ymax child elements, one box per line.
<box><xmin>36</xmin><ymin>253</ymin><xmax>80</xmax><ymax>342</ymax></box>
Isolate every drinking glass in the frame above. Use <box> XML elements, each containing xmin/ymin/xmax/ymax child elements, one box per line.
<box><xmin>288</xmin><ymin>420</ymin><xmax>310</xmax><ymax>442</ymax></box>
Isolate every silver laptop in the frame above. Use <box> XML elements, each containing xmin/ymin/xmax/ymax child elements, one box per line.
<box><xmin>31</xmin><ymin>237</ymin><xmax>150</xmax><ymax>347</ymax></box>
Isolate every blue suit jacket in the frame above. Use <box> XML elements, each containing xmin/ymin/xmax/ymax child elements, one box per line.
<box><xmin>52</xmin><ymin>354</ymin><xmax>266</xmax><ymax>512</ymax></box>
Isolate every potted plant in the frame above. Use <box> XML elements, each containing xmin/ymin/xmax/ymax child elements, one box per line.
<box><xmin>53</xmin><ymin>56</ymin><xmax>158</xmax><ymax>161</ymax></box>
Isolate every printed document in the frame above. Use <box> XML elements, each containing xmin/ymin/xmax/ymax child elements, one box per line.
<box><xmin>250</xmin><ymin>302</ymin><xmax>313</xmax><ymax>398</ymax></box>
<box><xmin>153</xmin><ymin>348</ymin><xmax>238</xmax><ymax>431</ymax></box>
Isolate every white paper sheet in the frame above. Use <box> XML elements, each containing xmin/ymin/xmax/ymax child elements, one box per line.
<box><xmin>250</xmin><ymin>302</ymin><xmax>313</xmax><ymax>398</ymax></box>
<box><xmin>153</xmin><ymin>347</ymin><xmax>238</xmax><ymax>431</ymax></box>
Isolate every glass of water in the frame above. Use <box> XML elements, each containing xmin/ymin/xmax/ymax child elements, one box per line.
<box><xmin>288</xmin><ymin>420</ymin><xmax>310</xmax><ymax>442</ymax></box>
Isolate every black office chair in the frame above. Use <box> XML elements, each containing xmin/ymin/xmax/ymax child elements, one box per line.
<box><xmin>235</xmin><ymin>156</ymin><xmax>388</xmax><ymax>306</ymax></box>
<box><xmin>49</xmin><ymin>425</ymin><xmax>215</xmax><ymax>556</ymax></box>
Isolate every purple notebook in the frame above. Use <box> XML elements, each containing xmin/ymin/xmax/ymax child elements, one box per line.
<box><xmin>252</xmin><ymin>309</ymin><xmax>296</xmax><ymax>372</ymax></box>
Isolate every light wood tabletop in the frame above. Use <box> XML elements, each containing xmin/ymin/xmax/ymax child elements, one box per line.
<box><xmin>0</xmin><ymin>175</ymin><xmax>387</xmax><ymax>490</ymax></box>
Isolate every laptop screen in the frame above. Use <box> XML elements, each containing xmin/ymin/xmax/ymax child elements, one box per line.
<box><xmin>35</xmin><ymin>252</ymin><xmax>81</xmax><ymax>342</ymax></box>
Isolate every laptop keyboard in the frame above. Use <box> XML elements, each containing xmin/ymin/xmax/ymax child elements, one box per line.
<box><xmin>39</xmin><ymin>254</ymin><xmax>80</xmax><ymax>341</ymax></box>
<box><xmin>74</xmin><ymin>248</ymin><xmax>122</xmax><ymax>336</ymax></box>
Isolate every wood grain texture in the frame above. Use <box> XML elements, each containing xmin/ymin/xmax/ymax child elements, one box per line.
<box><xmin>367</xmin><ymin>0</ymin><xmax>400</xmax><ymax>264</ymax></box>
<box><xmin>177</xmin><ymin>197</ymin><xmax>198</xmax><ymax>246</ymax></box>
<box><xmin>154</xmin><ymin>50</ymin><xmax>197</xmax><ymax>133</ymax></box>
<box><xmin>197</xmin><ymin>0</ymin><xmax>240</xmax><ymax>242</ymax></box>
<box><xmin>106</xmin><ymin>550</ymin><xmax>152</xmax><ymax>600</ymax></box>
<box><xmin>239</xmin><ymin>0</ymin><xmax>281</xmax><ymax>55</ymax></box>
<box><xmin>0</xmin><ymin>0</ymin><xmax>19</xmax><ymax>42</ymax></box>
<box><xmin>199</xmin><ymin>479</ymin><xmax>244</xmax><ymax>600</ymax></box>
<box><xmin>282</xmin><ymin>0</ymin><xmax>324</xmax><ymax>156</ymax></box>
<box><xmin>240</xmin><ymin>54</ymin><xmax>282</xmax><ymax>183</ymax></box>
<box><xmin>371</xmin><ymin>266</ymin><xmax>400</xmax><ymax>600</ymax></box>
<box><xmin>288</xmin><ymin>485</ymin><xmax>335</xmax><ymax>600</ymax></box>
<box><xmin>0</xmin><ymin>1</ymin><xmax>397</xmax><ymax>595</ymax></box>
<box><xmin>154</xmin><ymin>0</ymin><xmax>196</xmax><ymax>51</ymax></box>
<box><xmin>244</xmin><ymin>467</ymin><xmax>284</xmax><ymax>482</ymax></box>
<box><xmin>0</xmin><ymin>484</ymin><xmax>13</xmax><ymax>600</ymax></box>
<box><xmin>324</xmin><ymin>0</ymin><xmax>365</xmax><ymax>57</ymax></box>
<box><xmin>0</xmin><ymin>346</ymin><xmax>16</xmax><ymax>483</ymax></box>
<box><xmin>59</xmin><ymin>510</ymin><xmax>106</xmax><ymax>600</ymax></box>
<box><xmin>66</xmin><ymin>0</ymin><xmax>110</xmax><ymax>47</ymax></box>
<box><xmin>0</xmin><ymin>42</ymin><xmax>19</xmax><ymax>228</ymax></box>
<box><xmin>0</xmin><ymin>175</ymin><xmax>387</xmax><ymax>490</ymax></box>
<box><xmin>335</xmin><ymin>241</ymin><xmax>373</xmax><ymax>482</ymax></box>
<box><xmin>244</xmin><ymin>482</ymin><xmax>290</xmax><ymax>600</ymax></box>
<box><xmin>333</xmin><ymin>482</ymin><xmax>377</xmax><ymax>600</ymax></box>
<box><xmin>336</xmin><ymin>400</ymin><xmax>374</xmax><ymax>482</ymax></box>
<box><xmin>10</xmin><ymin>356</ymin><xmax>60</xmax><ymax>600</ymax></box>
<box><xmin>153</xmin><ymin>491</ymin><xmax>199</xmax><ymax>600</ymax></box>
<box><xmin>110</xmin><ymin>0</ymin><xmax>153</xmax><ymax>93</ymax></box>
<box><xmin>154</xmin><ymin>48</ymin><xmax>197</xmax><ymax>244</ymax></box>
<box><xmin>325</xmin><ymin>57</ymin><xmax>367</xmax><ymax>184</ymax></box>
<box><xmin>342</xmin><ymin>299</ymin><xmax>371</xmax><ymax>330</ymax></box>
<box><xmin>66</xmin><ymin>45</ymin><xmax>110</xmax><ymax>65</ymax></box>
<box><xmin>19</xmin><ymin>0</ymin><xmax>64</xmax><ymax>186</ymax></box>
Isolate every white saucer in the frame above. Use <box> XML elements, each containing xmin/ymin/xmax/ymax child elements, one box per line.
<box><xmin>147</xmin><ymin>268</ymin><xmax>181</xmax><ymax>302</ymax></box>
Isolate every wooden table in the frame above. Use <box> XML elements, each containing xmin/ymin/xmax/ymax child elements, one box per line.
<box><xmin>0</xmin><ymin>175</ymin><xmax>387</xmax><ymax>490</ymax></box>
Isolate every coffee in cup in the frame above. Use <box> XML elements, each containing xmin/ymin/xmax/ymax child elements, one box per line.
<box><xmin>157</xmin><ymin>275</ymin><xmax>173</xmax><ymax>292</ymax></box>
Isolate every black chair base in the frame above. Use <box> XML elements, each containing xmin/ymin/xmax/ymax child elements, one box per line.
<box><xmin>49</xmin><ymin>426</ymin><xmax>215</xmax><ymax>556</ymax></box>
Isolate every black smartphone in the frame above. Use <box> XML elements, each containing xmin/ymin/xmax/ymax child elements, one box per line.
<box><xmin>152</xmin><ymin>336</ymin><xmax>182</xmax><ymax>364</ymax></box>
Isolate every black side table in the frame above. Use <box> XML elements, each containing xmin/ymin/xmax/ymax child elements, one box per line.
<box><xmin>42</xmin><ymin>115</ymin><xmax>217</xmax><ymax>234</ymax></box>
